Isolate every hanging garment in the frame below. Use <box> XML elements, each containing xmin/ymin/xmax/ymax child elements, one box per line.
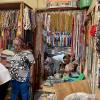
<box><xmin>60</xmin><ymin>33</ymin><xmax>63</xmax><ymax>47</ymax></box>
<box><xmin>60</xmin><ymin>13</ymin><xmax>65</xmax><ymax>32</ymax></box>
<box><xmin>56</xmin><ymin>13</ymin><xmax>59</xmax><ymax>32</ymax></box>
<box><xmin>17</xmin><ymin>9</ymin><xmax>22</xmax><ymax>36</ymax></box>
<box><xmin>68</xmin><ymin>13</ymin><xmax>73</xmax><ymax>34</ymax></box>
<box><xmin>24</xmin><ymin>30</ymin><xmax>33</xmax><ymax>44</ymax></box>
<box><xmin>23</xmin><ymin>7</ymin><xmax>31</xmax><ymax>30</ymax></box>
<box><xmin>50</xmin><ymin>13</ymin><xmax>56</xmax><ymax>32</ymax></box>
<box><xmin>64</xmin><ymin>33</ymin><xmax>67</xmax><ymax>47</ymax></box>
<box><xmin>44</xmin><ymin>13</ymin><xmax>48</xmax><ymax>29</ymax></box>
<box><xmin>0</xmin><ymin>36</ymin><xmax>3</xmax><ymax>48</ymax></box>
<box><xmin>31</xmin><ymin>11</ymin><xmax>36</xmax><ymax>31</ymax></box>
<box><xmin>47</xmin><ymin>14</ymin><xmax>51</xmax><ymax>32</ymax></box>
<box><xmin>51</xmin><ymin>33</ymin><xmax>55</xmax><ymax>47</ymax></box>
<box><xmin>65</xmin><ymin>13</ymin><xmax>70</xmax><ymax>32</ymax></box>
<box><xmin>71</xmin><ymin>14</ymin><xmax>75</xmax><ymax>55</ymax></box>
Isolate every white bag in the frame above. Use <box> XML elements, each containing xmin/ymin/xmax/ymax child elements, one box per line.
<box><xmin>0</xmin><ymin>63</ymin><xmax>11</xmax><ymax>85</ymax></box>
<box><xmin>64</xmin><ymin>92</ymin><xmax>95</xmax><ymax>100</ymax></box>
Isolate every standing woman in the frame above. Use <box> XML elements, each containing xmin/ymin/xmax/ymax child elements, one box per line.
<box><xmin>10</xmin><ymin>36</ymin><xmax>35</xmax><ymax>100</ymax></box>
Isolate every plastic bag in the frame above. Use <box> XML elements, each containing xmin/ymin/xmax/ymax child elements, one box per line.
<box><xmin>64</xmin><ymin>93</ymin><xmax>95</xmax><ymax>100</ymax></box>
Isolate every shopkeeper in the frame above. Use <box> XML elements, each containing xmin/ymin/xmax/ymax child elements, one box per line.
<box><xmin>10</xmin><ymin>36</ymin><xmax>35</xmax><ymax>100</ymax></box>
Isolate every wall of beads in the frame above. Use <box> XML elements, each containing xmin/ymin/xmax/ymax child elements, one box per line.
<box><xmin>0</xmin><ymin>10</ymin><xmax>19</xmax><ymax>49</ymax></box>
<box><xmin>0</xmin><ymin>2</ymin><xmax>35</xmax><ymax>50</ymax></box>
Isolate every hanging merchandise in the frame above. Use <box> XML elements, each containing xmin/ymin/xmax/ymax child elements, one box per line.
<box><xmin>60</xmin><ymin>13</ymin><xmax>65</xmax><ymax>32</ymax></box>
<box><xmin>41</xmin><ymin>11</ymin><xmax>85</xmax><ymax>50</ymax></box>
<box><xmin>64</xmin><ymin>33</ymin><xmax>67</xmax><ymax>47</ymax></box>
<box><xmin>68</xmin><ymin>34</ymin><xmax>71</xmax><ymax>47</ymax></box>
<box><xmin>45</xmin><ymin>31</ymin><xmax>72</xmax><ymax>48</ymax></box>
<box><xmin>90</xmin><ymin>25</ymin><xmax>96</xmax><ymax>37</ymax></box>
<box><xmin>65</xmin><ymin>13</ymin><xmax>70</xmax><ymax>32</ymax></box>
<box><xmin>24</xmin><ymin>9</ymin><xmax>35</xmax><ymax>45</ymax></box>
<box><xmin>51</xmin><ymin>32</ymin><xmax>54</xmax><ymax>47</ymax></box>
<box><xmin>17</xmin><ymin>9</ymin><xmax>22</xmax><ymax>36</ymax></box>
<box><xmin>56</xmin><ymin>13</ymin><xmax>59</xmax><ymax>32</ymax></box>
<box><xmin>79</xmin><ymin>0</ymin><xmax>92</xmax><ymax>9</ymax></box>
<box><xmin>44</xmin><ymin>13</ymin><xmax>48</xmax><ymax>29</ymax></box>
<box><xmin>30</xmin><ymin>11</ymin><xmax>36</xmax><ymax>30</ymax></box>
<box><xmin>55</xmin><ymin>32</ymin><xmax>59</xmax><ymax>46</ymax></box>
<box><xmin>0</xmin><ymin>36</ymin><xmax>3</xmax><ymax>49</ymax></box>
<box><xmin>23</xmin><ymin>7</ymin><xmax>31</xmax><ymax>30</ymax></box>
<box><xmin>36</xmin><ymin>10</ymin><xmax>87</xmax><ymax>71</ymax></box>
<box><xmin>68</xmin><ymin>13</ymin><xmax>73</xmax><ymax>34</ymax></box>
<box><xmin>47</xmin><ymin>33</ymin><xmax>51</xmax><ymax>46</ymax></box>
<box><xmin>47</xmin><ymin>14</ymin><xmax>51</xmax><ymax>32</ymax></box>
<box><xmin>50</xmin><ymin>13</ymin><xmax>55</xmax><ymax>32</ymax></box>
<box><xmin>0</xmin><ymin>10</ymin><xmax>19</xmax><ymax>49</ymax></box>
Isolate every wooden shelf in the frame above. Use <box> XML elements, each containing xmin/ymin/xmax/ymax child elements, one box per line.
<box><xmin>0</xmin><ymin>2</ymin><xmax>20</xmax><ymax>10</ymax></box>
<box><xmin>36</xmin><ymin>7</ymin><xmax>81</xmax><ymax>13</ymax></box>
<box><xmin>0</xmin><ymin>2</ymin><xmax>32</xmax><ymax>10</ymax></box>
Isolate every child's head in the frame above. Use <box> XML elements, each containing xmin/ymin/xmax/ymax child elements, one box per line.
<box><xmin>63</xmin><ymin>54</ymin><xmax>71</xmax><ymax>64</ymax></box>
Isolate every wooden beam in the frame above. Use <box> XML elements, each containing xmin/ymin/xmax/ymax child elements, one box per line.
<box><xmin>36</xmin><ymin>7</ymin><xmax>81</xmax><ymax>13</ymax></box>
<box><xmin>0</xmin><ymin>2</ymin><xmax>21</xmax><ymax>10</ymax></box>
<box><xmin>0</xmin><ymin>1</ymin><xmax>33</xmax><ymax>10</ymax></box>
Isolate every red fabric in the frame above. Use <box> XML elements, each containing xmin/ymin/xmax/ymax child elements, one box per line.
<box><xmin>90</xmin><ymin>25</ymin><xmax>96</xmax><ymax>37</ymax></box>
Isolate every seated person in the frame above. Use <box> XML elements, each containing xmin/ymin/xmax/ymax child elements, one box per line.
<box><xmin>59</xmin><ymin>54</ymin><xmax>71</xmax><ymax>74</ymax></box>
<box><xmin>63</xmin><ymin>62</ymin><xmax>85</xmax><ymax>82</ymax></box>
<box><xmin>44</xmin><ymin>52</ymin><xmax>53</xmax><ymax>80</ymax></box>
<box><xmin>63</xmin><ymin>54</ymin><xmax>71</xmax><ymax>65</ymax></box>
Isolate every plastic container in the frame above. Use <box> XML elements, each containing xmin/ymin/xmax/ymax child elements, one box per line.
<box><xmin>80</xmin><ymin>0</ymin><xmax>92</xmax><ymax>9</ymax></box>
